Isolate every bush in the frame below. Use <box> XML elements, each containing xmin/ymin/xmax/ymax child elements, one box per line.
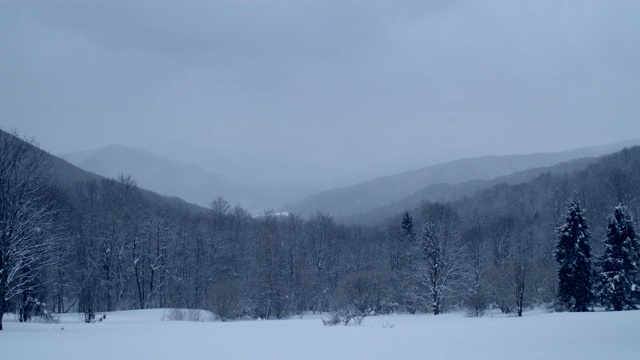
<box><xmin>465</xmin><ymin>288</ymin><xmax>488</xmax><ymax>317</ymax></box>
<box><xmin>161</xmin><ymin>308</ymin><xmax>205</xmax><ymax>322</ymax></box>
<box><xmin>162</xmin><ymin>308</ymin><xmax>186</xmax><ymax>321</ymax></box>
<box><xmin>321</xmin><ymin>313</ymin><xmax>342</xmax><ymax>326</ymax></box>
<box><xmin>208</xmin><ymin>280</ymin><xmax>244</xmax><ymax>321</ymax></box>
<box><xmin>342</xmin><ymin>311</ymin><xmax>366</xmax><ymax>326</ymax></box>
<box><xmin>35</xmin><ymin>310</ymin><xmax>60</xmax><ymax>324</ymax></box>
<box><xmin>332</xmin><ymin>270</ymin><xmax>396</xmax><ymax>316</ymax></box>
<box><xmin>321</xmin><ymin>310</ymin><xmax>366</xmax><ymax>326</ymax></box>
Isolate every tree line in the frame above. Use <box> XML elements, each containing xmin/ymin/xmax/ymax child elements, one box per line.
<box><xmin>1</xmin><ymin>130</ymin><xmax>639</xmax><ymax>330</ymax></box>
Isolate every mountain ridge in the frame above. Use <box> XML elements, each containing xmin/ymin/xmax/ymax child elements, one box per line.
<box><xmin>348</xmin><ymin>156</ymin><xmax>599</xmax><ymax>225</ymax></box>
<box><xmin>283</xmin><ymin>139</ymin><xmax>640</xmax><ymax>219</ymax></box>
<box><xmin>61</xmin><ymin>144</ymin><xmax>258</xmax><ymax>211</ymax></box>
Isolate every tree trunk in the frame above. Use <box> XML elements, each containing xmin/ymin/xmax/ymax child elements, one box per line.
<box><xmin>0</xmin><ymin>255</ymin><xmax>7</xmax><ymax>331</ymax></box>
<box><xmin>515</xmin><ymin>263</ymin><xmax>526</xmax><ymax>317</ymax></box>
<box><xmin>0</xmin><ymin>300</ymin><xmax>4</xmax><ymax>331</ymax></box>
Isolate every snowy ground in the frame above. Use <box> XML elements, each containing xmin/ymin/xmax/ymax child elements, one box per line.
<box><xmin>2</xmin><ymin>309</ymin><xmax>639</xmax><ymax>360</ymax></box>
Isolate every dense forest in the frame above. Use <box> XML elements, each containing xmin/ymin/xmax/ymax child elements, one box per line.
<box><xmin>1</xmin><ymin>129</ymin><xmax>639</xmax><ymax>330</ymax></box>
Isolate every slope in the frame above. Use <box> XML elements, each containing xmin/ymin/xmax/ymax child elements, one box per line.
<box><xmin>349</xmin><ymin>156</ymin><xmax>598</xmax><ymax>225</ymax></box>
<box><xmin>283</xmin><ymin>140</ymin><xmax>640</xmax><ymax>219</ymax></box>
<box><xmin>61</xmin><ymin>144</ymin><xmax>263</xmax><ymax>212</ymax></box>
<box><xmin>1</xmin><ymin>129</ymin><xmax>203</xmax><ymax>214</ymax></box>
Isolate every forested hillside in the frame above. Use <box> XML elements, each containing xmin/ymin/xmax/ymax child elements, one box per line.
<box><xmin>2</xmin><ymin>129</ymin><xmax>639</xmax><ymax>331</ymax></box>
<box><xmin>349</xmin><ymin>156</ymin><xmax>599</xmax><ymax>225</ymax></box>
<box><xmin>283</xmin><ymin>140</ymin><xmax>640</xmax><ymax>219</ymax></box>
<box><xmin>61</xmin><ymin>145</ymin><xmax>265</xmax><ymax>212</ymax></box>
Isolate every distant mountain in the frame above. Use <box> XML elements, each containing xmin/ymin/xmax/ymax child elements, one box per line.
<box><xmin>0</xmin><ymin>129</ymin><xmax>203</xmax><ymax>213</ymax></box>
<box><xmin>283</xmin><ymin>140</ymin><xmax>640</xmax><ymax>220</ymax></box>
<box><xmin>61</xmin><ymin>144</ymin><xmax>265</xmax><ymax>212</ymax></box>
<box><xmin>348</xmin><ymin>156</ymin><xmax>598</xmax><ymax>225</ymax></box>
<box><xmin>147</xmin><ymin>141</ymin><xmax>327</xmax><ymax>207</ymax></box>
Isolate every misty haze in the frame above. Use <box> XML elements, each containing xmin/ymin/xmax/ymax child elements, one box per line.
<box><xmin>1</xmin><ymin>1</ymin><xmax>640</xmax><ymax>359</ymax></box>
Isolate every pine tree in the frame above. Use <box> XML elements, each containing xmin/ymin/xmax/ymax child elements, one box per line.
<box><xmin>555</xmin><ymin>200</ymin><xmax>592</xmax><ymax>312</ymax></box>
<box><xmin>598</xmin><ymin>204</ymin><xmax>639</xmax><ymax>311</ymax></box>
<box><xmin>390</xmin><ymin>212</ymin><xmax>416</xmax><ymax>272</ymax></box>
<box><xmin>401</xmin><ymin>211</ymin><xmax>416</xmax><ymax>242</ymax></box>
<box><xmin>386</xmin><ymin>212</ymin><xmax>418</xmax><ymax>312</ymax></box>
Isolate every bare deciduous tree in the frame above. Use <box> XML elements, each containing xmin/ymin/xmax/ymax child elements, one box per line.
<box><xmin>409</xmin><ymin>204</ymin><xmax>467</xmax><ymax>315</ymax></box>
<box><xmin>0</xmin><ymin>130</ymin><xmax>58</xmax><ymax>330</ymax></box>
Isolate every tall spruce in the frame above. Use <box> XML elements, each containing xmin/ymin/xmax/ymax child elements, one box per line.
<box><xmin>401</xmin><ymin>211</ymin><xmax>416</xmax><ymax>242</ymax></box>
<box><xmin>390</xmin><ymin>212</ymin><xmax>418</xmax><ymax>312</ymax></box>
<box><xmin>598</xmin><ymin>204</ymin><xmax>639</xmax><ymax>310</ymax></box>
<box><xmin>555</xmin><ymin>200</ymin><xmax>592</xmax><ymax>312</ymax></box>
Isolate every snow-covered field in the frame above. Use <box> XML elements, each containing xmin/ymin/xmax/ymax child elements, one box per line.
<box><xmin>2</xmin><ymin>309</ymin><xmax>639</xmax><ymax>360</ymax></box>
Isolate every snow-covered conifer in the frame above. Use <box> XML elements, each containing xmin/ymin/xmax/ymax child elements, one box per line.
<box><xmin>555</xmin><ymin>200</ymin><xmax>592</xmax><ymax>312</ymax></box>
<box><xmin>401</xmin><ymin>211</ymin><xmax>416</xmax><ymax>242</ymax></box>
<box><xmin>598</xmin><ymin>204</ymin><xmax>639</xmax><ymax>311</ymax></box>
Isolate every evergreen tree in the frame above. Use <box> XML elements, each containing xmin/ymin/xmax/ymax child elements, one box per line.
<box><xmin>401</xmin><ymin>211</ymin><xmax>416</xmax><ymax>242</ymax></box>
<box><xmin>555</xmin><ymin>200</ymin><xmax>592</xmax><ymax>312</ymax></box>
<box><xmin>388</xmin><ymin>212</ymin><xmax>418</xmax><ymax>312</ymax></box>
<box><xmin>598</xmin><ymin>204</ymin><xmax>639</xmax><ymax>311</ymax></box>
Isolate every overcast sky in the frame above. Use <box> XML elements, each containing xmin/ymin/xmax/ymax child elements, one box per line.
<box><xmin>1</xmin><ymin>0</ymin><xmax>639</xmax><ymax>187</ymax></box>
